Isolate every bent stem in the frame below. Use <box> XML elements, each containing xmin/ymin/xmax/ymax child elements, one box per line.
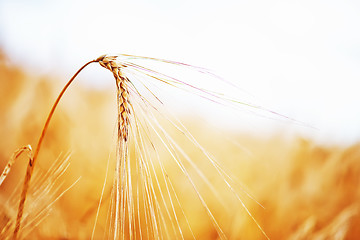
<box><xmin>12</xmin><ymin>59</ymin><xmax>97</xmax><ymax>239</ymax></box>
<box><xmin>0</xmin><ymin>146</ymin><xmax>32</xmax><ymax>186</ymax></box>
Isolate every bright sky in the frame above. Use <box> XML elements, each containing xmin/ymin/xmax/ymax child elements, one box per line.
<box><xmin>0</xmin><ymin>0</ymin><xmax>359</xmax><ymax>144</ymax></box>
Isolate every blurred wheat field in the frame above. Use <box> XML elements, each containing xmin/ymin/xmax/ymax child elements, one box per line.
<box><xmin>0</xmin><ymin>52</ymin><xmax>359</xmax><ymax>239</ymax></box>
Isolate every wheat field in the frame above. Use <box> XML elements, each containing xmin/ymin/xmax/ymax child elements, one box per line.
<box><xmin>0</xmin><ymin>51</ymin><xmax>359</xmax><ymax>239</ymax></box>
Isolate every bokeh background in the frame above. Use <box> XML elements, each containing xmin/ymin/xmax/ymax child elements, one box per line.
<box><xmin>0</xmin><ymin>0</ymin><xmax>360</xmax><ymax>239</ymax></box>
<box><xmin>1</xmin><ymin>0</ymin><xmax>360</xmax><ymax>144</ymax></box>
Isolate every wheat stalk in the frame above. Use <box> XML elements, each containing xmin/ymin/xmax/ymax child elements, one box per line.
<box><xmin>0</xmin><ymin>146</ymin><xmax>32</xmax><ymax>186</ymax></box>
<box><xmin>8</xmin><ymin>59</ymin><xmax>96</xmax><ymax>239</ymax></box>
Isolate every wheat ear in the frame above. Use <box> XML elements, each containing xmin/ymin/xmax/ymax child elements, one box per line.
<box><xmin>97</xmin><ymin>55</ymin><xmax>133</xmax><ymax>239</ymax></box>
<box><xmin>98</xmin><ymin>55</ymin><xmax>131</xmax><ymax>142</ymax></box>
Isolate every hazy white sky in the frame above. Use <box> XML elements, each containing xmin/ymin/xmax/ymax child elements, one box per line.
<box><xmin>0</xmin><ymin>0</ymin><xmax>359</xmax><ymax>144</ymax></box>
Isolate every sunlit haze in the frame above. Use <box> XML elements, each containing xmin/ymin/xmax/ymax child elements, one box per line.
<box><xmin>0</xmin><ymin>0</ymin><xmax>359</xmax><ymax>144</ymax></box>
